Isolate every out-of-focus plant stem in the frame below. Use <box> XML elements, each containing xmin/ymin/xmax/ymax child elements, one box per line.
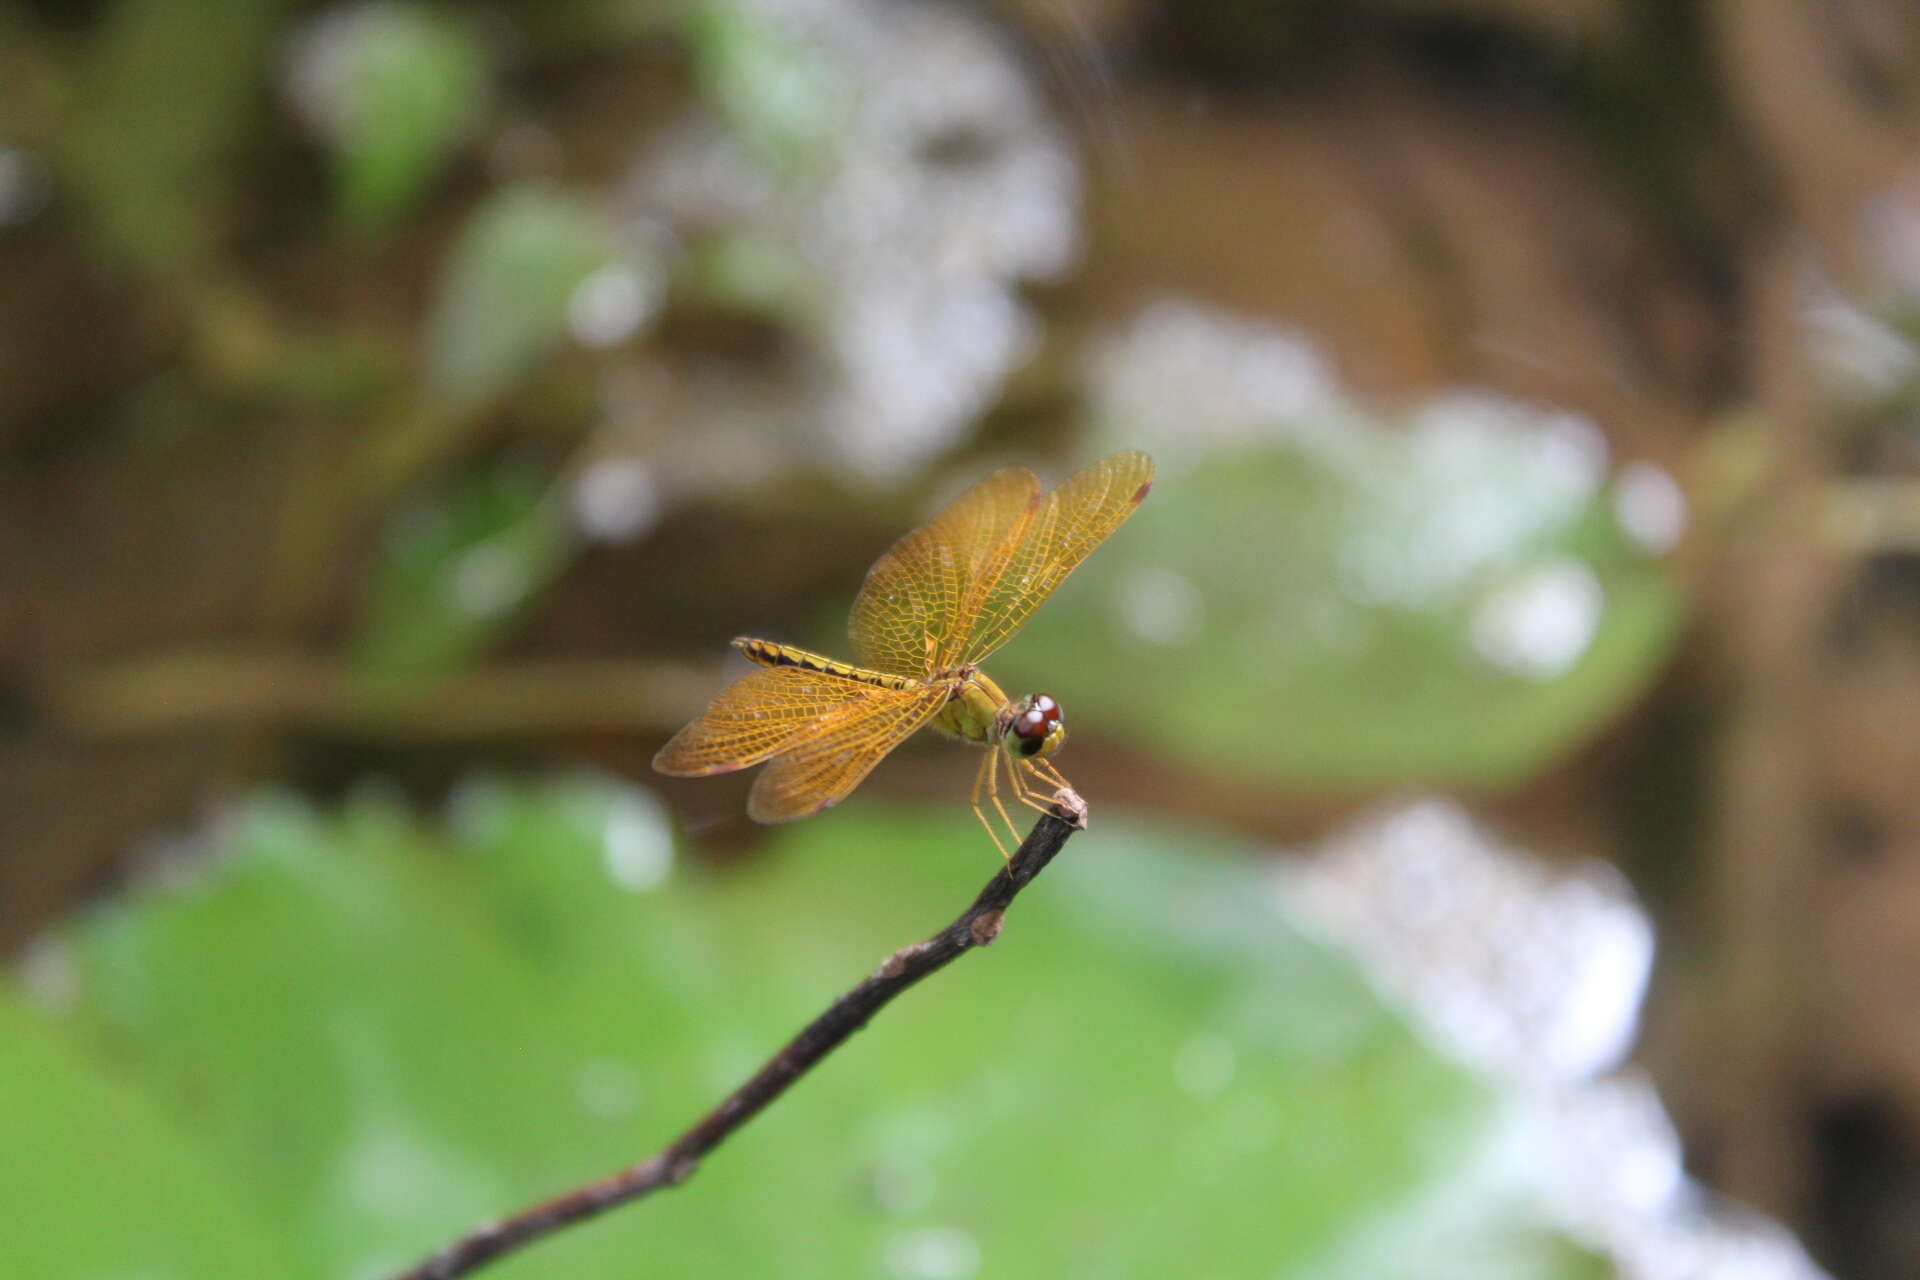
<box><xmin>1694</xmin><ymin>235</ymin><xmax>1853</xmax><ymax>1217</ymax></box>
<box><xmin>34</xmin><ymin>652</ymin><xmax>714</xmax><ymax>740</ymax></box>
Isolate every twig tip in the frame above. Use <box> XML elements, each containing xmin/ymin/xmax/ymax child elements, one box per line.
<box><xmin>1050</xmin><ymin>788</ymin><xmax>1088</xmax><ymax>830</ymax></box>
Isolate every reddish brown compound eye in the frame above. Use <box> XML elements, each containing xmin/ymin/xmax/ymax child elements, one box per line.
<box><xmin>1004</xmin><ymin>694</ymin><xmax>1065</xmax><ymax>758</ymax></box>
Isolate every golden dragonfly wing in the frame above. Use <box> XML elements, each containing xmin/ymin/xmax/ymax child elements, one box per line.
<box><xmin>653</xmin><ymin>665</ymin><xmax>897</xmax><ymax>777</ymax></box>
<box><xmin>958</xmin><ymin>450</ymin><xmax>1153</xmax><ymax>666</ymax></box>
<box><xmin>848</xmin><ymin>465</ymin><xmax>1041</xmax><ymax>677</ymax></box>
<box><xmin>747</xmin><ymin>685</ymin><xmax>947</xmax><ymax>822</ymax></box>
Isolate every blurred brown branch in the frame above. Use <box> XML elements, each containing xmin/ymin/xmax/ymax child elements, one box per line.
<box><xmin>1827</xmin><ymin>479</ymin><xmax>1920</xmax><ymax>555</ymax></box>
<box><xmin>33</xmin><ymin>652</ymin><xmax>713</xmax><ymax>739</ymax></box>
<box><xmin>383</xmin><ymin>792</ymin><xmax>1089</xmax><ymax>1280</ymax></box>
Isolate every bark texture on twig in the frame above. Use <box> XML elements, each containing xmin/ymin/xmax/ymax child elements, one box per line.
<box><xmin>386</xmin><ymin>792</ymin><xmax>1088</xmax><ymax>1280</ymax></box>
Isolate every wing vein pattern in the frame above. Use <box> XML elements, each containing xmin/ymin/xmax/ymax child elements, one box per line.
<box><xmin>958</xmin><ymin>449</ymin><xmax>1153</xmax><ymax>666</ymax></box>
<box><xmin>653</xmin><ymin>666</ymin><xmax>915</xmax><ymax>777</ymax></box>
<box><xmin>849</xmin><ymin>466</ymin><xmax>1041</xmax><ymax>677</ymax></box>
<box><xmin>747</xmin><ymin>686</ymin><xmax>947</xmax><ymax>821</ymax></box>
<box><xmin>663</xmin><ymin>449</ymin><xmax>1152</xmax><ymax>825</ymax></box>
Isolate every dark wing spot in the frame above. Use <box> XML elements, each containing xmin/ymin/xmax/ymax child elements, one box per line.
<box><xmin>1131</xmin><ymin>480</ymin><xmax>1152</xmax><ymax>503</ymax></box>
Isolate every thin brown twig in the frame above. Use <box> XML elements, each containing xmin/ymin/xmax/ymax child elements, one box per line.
<box><xmin>32</xmin><ymin>651</ymin><xmax>712</xmax><ymax>739</ymax></box>
<box><xmin>384</xmin><ymin>790</ymin><xmax>1090</xmax><ymax>1280</ymax></box>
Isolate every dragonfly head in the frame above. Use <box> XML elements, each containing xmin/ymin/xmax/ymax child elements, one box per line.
<box><xmin>1001</xmin><ymin>693</ymin><xmax>1066</xmax><ymax>760</ymax></box>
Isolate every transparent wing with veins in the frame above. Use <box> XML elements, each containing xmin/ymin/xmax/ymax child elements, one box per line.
<box><xmin>747</xmin><ymin>686</ymin><xmax>948</xmax><ymax>821</ymax></box>
<box><xmin>957</xmin><ymin>450</ymin><xmax>1154</xmax><ymax>666</ymax></box>
<box><xmin>653</xmin><ymin>666</ymin><xmax>901</xmax><ymax>777</ymax></box>
<box><xmin>848</xmin><ymin>466</ymin><xmax>1041</xmax><ymax>677</ymax></box>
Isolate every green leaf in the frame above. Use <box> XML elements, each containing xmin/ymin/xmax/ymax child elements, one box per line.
<box><xmin>35</xmin><ymin>779</ymin><xmax>1600</xmax><ymax>1277</ymax></box>
<box><xmin>999</xmin><ymin>431</ymin><xmax>1683</xmax><ymax>789</ymax></box>
<box><xmin>0</xmin><ymin>989</ymin><xmax>287</xmax><ymax>1278</ymax></box>
<box><xmin>327</xmin><ymin>5</ymin><xmax>489</xmax><ymax>230</ymax></box>
<box><xmin>424</xmin><ymin>186</ymin><xmax>616</xmax><ymax>406</ymax></box>
<box><xmin>349</xmin><ymin>459</ymin><xmax>571</xmax><ymax>686</ymax></box>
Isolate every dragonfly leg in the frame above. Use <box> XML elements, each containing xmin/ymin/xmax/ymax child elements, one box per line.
<box><xmin>971</xmin><ymin>749</ymin><xmax>1012</xmax><ymax>862</ymax></box>
<box><xmin>1029</xmin><ymin>756</ymin><xmax>1075</xmax><ymax>805</ymax></box>
<box><xmin>1009</xmin><ymin>758</ymin><xmax>1055</xmax><ymax>815</ymax></box>
<box><xmin>1029</xmin><ymin>756</ymin><xmax>1075</xmax><ymax>794</ymax></box>
<box><xmin>983</xmin><ymin>749</ymin><xmax>1026</xmax><ymax>860</ymax></box>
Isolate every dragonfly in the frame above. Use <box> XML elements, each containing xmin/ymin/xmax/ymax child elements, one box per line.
<box><xmin>654</xmin><ymin>450</ymin><xmax>1154</xmax><ymax>857</ymax></box>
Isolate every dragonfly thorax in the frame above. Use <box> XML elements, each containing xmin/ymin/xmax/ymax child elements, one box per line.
<box><xmin>930</xmin><ymin>670</ymin><xmax>1064</xmax><ymax>761</ymax></box>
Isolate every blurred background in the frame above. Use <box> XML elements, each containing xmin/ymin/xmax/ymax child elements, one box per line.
<box><xmin>6</xmin><ymin>0</ymin><xmax>1920</xmax><ymax>1276</ymax></box>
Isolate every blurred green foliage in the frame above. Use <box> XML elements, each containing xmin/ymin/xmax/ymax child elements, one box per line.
<box><xmin>64</xmin><ymin>0</ymin><xmax>297</xmax><ymax>279</ymax></box>
<box><xmin>688</xmin><ymin>0</ymin><xmax>840</xmax><ymax>168</ymax></box>
<box><xmin>350</xmin><ymin>460</ymin><xmax>571</xmax><ymax>686</ymax></box>
<box><xmin>5</xmin><ymin>782</ymin><xmax>1603</xmax><ymax>1278</ymax></box>
<box><xmin>322</xmin><ymin>5</ymin><xmax>489</xmax><ymax>230</ymax></box>
<box><xmin>1002</xmin><ymin>434</ymin><xmax>1680</xmax><ymax>789</ymax></box>
<box><xmin>0</xmin><ymin>995</ymin><xmax>286</xmax><ymax>1278</ymax></box>
<box><xmin>425</xmin><ymin>186</ymin><xmax>618</xmax><ymax>407</ymax></box>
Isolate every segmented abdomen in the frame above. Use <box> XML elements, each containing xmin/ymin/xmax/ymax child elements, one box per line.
<box><xmin>733</xmin><ymin>637</ymin><xmax>920</xmax><ymax>690</ymax></box>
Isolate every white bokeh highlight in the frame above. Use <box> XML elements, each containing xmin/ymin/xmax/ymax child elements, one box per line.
<box><xmin>1286</xmin><ymin>800</ymin><xmax>1830</xmax><ymax>1280</ymax></box>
